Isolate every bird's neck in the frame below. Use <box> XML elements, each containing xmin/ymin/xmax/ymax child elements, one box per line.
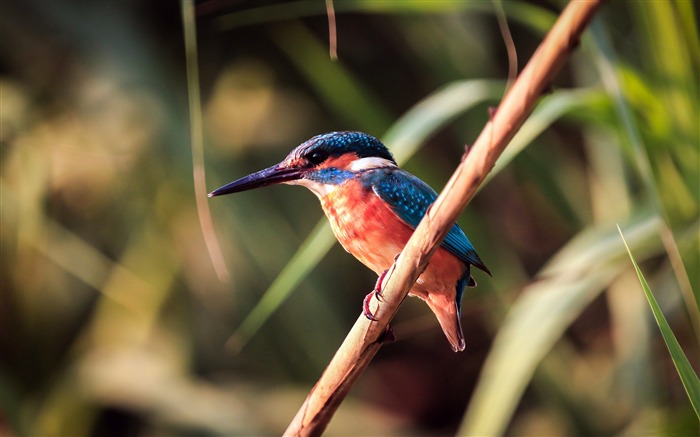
<box><xmin>286</xmin><ymin>157</ymin><xmax>396</xmax><ymax>199</ymax></box>
<box><xmin>284</xmin><ymin>168</ymin><xmax>352</xmax><ymax>198</ymax></box>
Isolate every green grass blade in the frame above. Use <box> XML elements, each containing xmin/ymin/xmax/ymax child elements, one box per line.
<box><xmin>459</xmin><ymin>215</ymin><xmax>664</xmax><ymax>436</ymax></box>
<box><xmin>215</xmin><ymin>1</ymin><xmax>556</xmax><ymax>36</ymax></box>
<box><xmin>225</xmin><ymin>220</ymin><xmax>335</xmax><ymax>353</ymax></box>
<box><xmin>591</xmin><ymin>17</ymin><xmax>699</xmax><ymax>223</ymax></box>
<box><xmin>383</xmin><ymin>79</ymin><xmax>504</xmax><ymax>163</ymax></box>
<box><xmin>485</xmin><ymin>88</ymin><xmax>607</xmax><ymax>187</ymax></box>
<box><xmin>589</xmin><ymin>22</ymin><xmax>658</xmax><ymax>207</ymax></box>
<box><xmin>618</xmin><ymin>225</ymin><xmax>700</xmax><ymax>419</ymax></box>
<box><xmin>270</xmin><ymin>22</ymin><xmax>392</xmax><ymax>133</ymax></box>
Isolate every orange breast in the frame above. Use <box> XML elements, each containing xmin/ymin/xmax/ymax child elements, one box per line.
<box><xmin>321</xmin><ymin>180</ymin><xmax>409</xmax><ymax>274</ymax></box>
<box><xmin>319</xmin><ymin>180</ymin><xmax>465</xmax><ymax>297</ymax></box>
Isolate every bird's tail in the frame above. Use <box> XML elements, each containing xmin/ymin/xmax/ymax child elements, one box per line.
<box><xmin>427</xmin><ymin>296</ymin><xmax>465</xmax><ymax>352</ymax></box>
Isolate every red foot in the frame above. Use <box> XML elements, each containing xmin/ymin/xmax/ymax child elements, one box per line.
<box><xmin>364</xmin><ymin>267</ymin><xmax>390</xmax><ymax>320</ymax></box>
<box><xmin>363</xmin><ymin>290</ymin><xmax>379</xmax><ymax>321</ymax></box>
<box><xmin>373</xmin><ymin>268</ymin><xmax>389</xmax><ymax>301</ymax></box>
<box><xmin>363</xmin><ymin>254</ymin><xmax>401</xmax><ymax>322</ymax></box>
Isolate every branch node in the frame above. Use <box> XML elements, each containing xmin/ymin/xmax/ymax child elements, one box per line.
<box><xmin>378</xmin><ymin>325</ymin><xmax>396</xmax><ymax>345</ymax></box>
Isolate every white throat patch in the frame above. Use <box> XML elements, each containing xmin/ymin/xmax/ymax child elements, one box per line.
<box><xmin>348</xmin><ymin>157</ymin><xmax>396</xmax><ymax>171</ymax></box>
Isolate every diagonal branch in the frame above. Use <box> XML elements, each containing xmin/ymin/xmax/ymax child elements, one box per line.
<box><xmin>284</xmin><ymin>1</ymin><xmax>606</xmax><ymax>435</ymax></box>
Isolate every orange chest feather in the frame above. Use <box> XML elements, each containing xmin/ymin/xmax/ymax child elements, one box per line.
<box><xmin>318</xmin><ymin>179</ymin><xmax>467</xmax><ymax>296</ymax></box>
<box><xmin>319</xmin><ymin>181</ymin><xmax>412</xmax><ymax>274</ymax></box>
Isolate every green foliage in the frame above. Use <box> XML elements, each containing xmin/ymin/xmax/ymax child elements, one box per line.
<box><xmin>619</xmin><ymin>225</ymin><xmax>700</xmax><ymax>419</ymax></box>
<box><xmin>1</xmin><ymin>0</ymin><xmax>697</xmax><ymax>436</ymax></box>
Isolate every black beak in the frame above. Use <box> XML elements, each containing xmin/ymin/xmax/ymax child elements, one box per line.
<box><xmin>208</xmin><ymin>164</ymin><xmax>305</xmax><ymax>197</ymax></box>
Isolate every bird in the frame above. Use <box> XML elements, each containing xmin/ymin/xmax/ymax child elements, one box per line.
<box><xmin>209</xmin><ymin>131</ymin><xmax>490</xmax><ymax>352</ymax></box>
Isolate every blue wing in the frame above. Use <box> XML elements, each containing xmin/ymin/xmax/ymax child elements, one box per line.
<box><xmin>364</xmin><ymin>168</ymin><xmax>490</xmax><ymax>275</ymax></box>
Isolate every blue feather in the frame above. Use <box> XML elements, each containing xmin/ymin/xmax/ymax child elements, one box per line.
<box><xmin>361</xmin><ymin>168</ymin><xmax>490</xmax><ymax>275</ymax></box>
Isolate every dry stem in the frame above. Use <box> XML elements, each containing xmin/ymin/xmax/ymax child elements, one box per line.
<box><xmin>284</xmin><ymin>1</ymin><xmax>606</xmax><ymax>435</ymax></box>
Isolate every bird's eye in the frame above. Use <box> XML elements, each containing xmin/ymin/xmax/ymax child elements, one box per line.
<box><xmin>306</xmin><ymin>150</ymin><xmax>328</xmax><ymax>165</ymax></box>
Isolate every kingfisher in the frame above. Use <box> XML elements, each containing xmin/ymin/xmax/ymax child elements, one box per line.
<box><xmin>209</xmin><ymin>131</ymin><xmax>490</xmax><ymax>352</ymax></box>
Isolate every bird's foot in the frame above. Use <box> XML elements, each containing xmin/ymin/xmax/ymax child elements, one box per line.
<box><xmin>363</xmin><ymin>290</ymin><xmax>379</xmax><ymax>321</ymax></box>
<box><xmin>373</xmin><ymin>253</ymin><xmax>401</xmax><ymax>301</ymax></box>
<box><xmin>373</xmin><ymin>268</ymin><xmax>390</xmax><ymax>302</ymax></box>
<box><xmin>364</xmin><ymin>254</ymin><xmax>401</xmax><ymax>321</ymax></box>
<box><xmin>363</xmin><ymin>269</ymin><xmax>389</xmax><ymax>321</ymax></box>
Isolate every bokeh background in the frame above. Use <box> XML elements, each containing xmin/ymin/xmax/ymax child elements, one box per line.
<box><xmin>1</xmin><ymin>1</ymin><xmax>698</xmax><ymax>436</ymax></box>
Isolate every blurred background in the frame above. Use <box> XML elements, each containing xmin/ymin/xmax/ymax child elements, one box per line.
<box><xmin>1</xmin><ymin>1</ymin><xmax>698</xmax><ymax>436</ymax></box>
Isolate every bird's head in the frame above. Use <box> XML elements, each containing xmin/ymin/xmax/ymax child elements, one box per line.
<box><xmin>209</xmin><ymin>131</ymin><xmax>396</xmax><ymax>198</ymax></box>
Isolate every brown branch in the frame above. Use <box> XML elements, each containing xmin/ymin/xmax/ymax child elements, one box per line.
<box><xmin>182</xmin><ymin>0</ymin><xmax>231</xmax><ymax>283</ymax></box>
<box><xmin>325</xmin><ymin>0</ymin><xmax>338</xmax><ymax>61</ymax></box>
<box><xmin>284</xmin><ymin>1</ymin><xmax>606</xmax><ymax>435</ymax></box>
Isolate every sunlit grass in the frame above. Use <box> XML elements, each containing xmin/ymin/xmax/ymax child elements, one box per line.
<box><xmin>619</xmin><ymin>225</ymin><xmax>700</xmax><ymax>419</ymax></box>
<box><xmin>1</xmin><ymin>0</ymin><xmax>697</xmax><ymax>435</ymax></box>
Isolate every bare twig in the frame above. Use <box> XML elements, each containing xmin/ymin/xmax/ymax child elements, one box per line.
<box><xmin>182</xmin><ymin>0</ymin><xmax>230</xmax><ymax>282</ymax></box>
<box><xmin>284</xmin><ymin>1</ymin><xmax>605</xmax><ymax>435</ymax></box>
<box><xmin>325</xmin><ymin>0</ymin><xmax>338</xmax><ymax>60</ymax></box>
<box><xmin>493</xmin><ymin>0</ymin><xmax>518</xmax><ymax>94</ymax></box>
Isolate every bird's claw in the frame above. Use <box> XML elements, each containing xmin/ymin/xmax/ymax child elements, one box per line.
<box><xmin>364</xmin><ymin>254</ymin><xmax>401</xmax><ymax>321</ymax></box>
<box><xmin>364</xmin><ymin>270</ymin><xmax>388</xmax><ymax>321</ymax></box>
<box><xmin>373</xmin><ymin>269</ymin><xmax>389</xmax><ymax>302</ymax></box>
<box><xmin>363</xmin><ymin>291</ymin><xmax>379</xmax><ymax>321</ymax></box>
